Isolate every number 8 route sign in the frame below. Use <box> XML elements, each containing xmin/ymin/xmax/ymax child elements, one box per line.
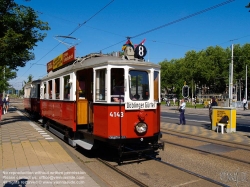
<box><xmin>134</xmin><ymin>44</ymin><xmax>147</xmax><ymax>59</ymax></box>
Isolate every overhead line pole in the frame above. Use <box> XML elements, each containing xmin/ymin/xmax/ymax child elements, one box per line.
<box><xmin>229</xmin><ymin>44</ymin><xmax>233</xmax><ymax>107</ymax></box>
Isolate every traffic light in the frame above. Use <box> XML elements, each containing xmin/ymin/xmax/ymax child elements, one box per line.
<box><xmin>182</xmin><ymin>86</ymin><xmax>189</xmax><ymax>98</ymax></box>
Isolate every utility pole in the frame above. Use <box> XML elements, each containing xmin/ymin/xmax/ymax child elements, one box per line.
<box><xmin>229</xmin><ymin>44</ymin><xmax>233</xmax><ymax>107</ymax></box>
<box><xmin>246</xmin><ymin>65</ymin><xmax>248</xmax><ymax>100</ymax></box>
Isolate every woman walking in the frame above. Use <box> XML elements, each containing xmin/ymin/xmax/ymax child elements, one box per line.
<box><xmin>0</xmin><ymin>93</ymin><xmax>3</xmax><ymax>125</ymax></box>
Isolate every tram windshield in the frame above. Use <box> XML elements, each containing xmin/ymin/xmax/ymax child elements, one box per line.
<box><xmin>129</xmin><ymin>70</ymin><xmax>149</xmax><ymax>101</ymax></box>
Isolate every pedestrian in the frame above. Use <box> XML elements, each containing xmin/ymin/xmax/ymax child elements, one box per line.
<box><xmin>209</xmin><ymin>97</ymin><xmax>218</xmax><ymax>128</ymax></box>
<box><xmin>0</xmin><ymin>93</ymin><xmax>3</xmax><ymax>123</ymax></box>
<box><xmin>242</xmin><ymin>98</ymin><xmax>247</xmax><ymax>110</ymax></box>
<box><xmin>179</xmin><ymin>99</ymin><xmax>186</xmax><ymax>125</ymax></box>
<box><xmin>173</xmin><ymin>97</ymin><xmax>176</xmax><ymax>106</ymax></box>
<box><xmin>3</xmin><ymin>94</ymin><xmax>10</xmax><ymax>114</ymax></box>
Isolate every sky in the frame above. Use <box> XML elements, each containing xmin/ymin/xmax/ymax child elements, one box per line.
<box><xmin>9</xmin><ymin>0</ymin><xmax>250</xmax><ymax>90</ymax></box>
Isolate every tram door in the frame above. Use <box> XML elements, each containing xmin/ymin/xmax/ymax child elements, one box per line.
<box><xmin>76</xmin><ymin>69</ymin><xmax>93</xmax><ymax>126</ymax></box>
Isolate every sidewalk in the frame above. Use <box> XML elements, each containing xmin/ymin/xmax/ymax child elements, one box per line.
<box><xmin>0</xmin><ymin>107</ymin><xmax>104</xmax><ymax>187</ymax></box>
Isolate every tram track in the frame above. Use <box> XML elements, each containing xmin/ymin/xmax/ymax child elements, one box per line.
<box><xmin>162</xmin><ymin>128</ymin><xmax>250</xmax><ymax>150</ymax></box>
<box><xmin>13</xmin><ymin>104</ymin><xmax>238</xmax><ymax>186</ymax></box>
<box><xmin>161</xmin><ymin>129</ymin><xmax>250</xmax><ymax>165</ymax></box>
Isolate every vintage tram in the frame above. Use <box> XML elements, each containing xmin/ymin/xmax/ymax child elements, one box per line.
<box><xmin>24</xmin><ymin>44</ymin><xmax>164</xmax><ymax>159</ymax></box>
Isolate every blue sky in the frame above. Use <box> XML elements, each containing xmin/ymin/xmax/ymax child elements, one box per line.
<box><xmin>10</xmin><ymin>0</ymin><xmax>250</xmax><ymax>90</ymax></box>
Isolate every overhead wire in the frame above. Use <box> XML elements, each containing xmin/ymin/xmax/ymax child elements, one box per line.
<box><xmin>17</xmin><ymin>0</ymin><xmax>237</xmax><ymax>86</ymax></box>
<box><xmin>20</xmin><ymin>0</ymin><xmax>114</xmax><ymax>78</ymax></box>
<box><xmin>100</xmin><ymin>0</ymin><xmax>236</xmax><ymax>52</ymax></box>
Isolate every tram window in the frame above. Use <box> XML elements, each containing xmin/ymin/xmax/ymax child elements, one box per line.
<box><xmin>96</xmin><ymin>69</ymin><xmax>106</xmax><ymax>101</ymax></box>
<box><xmin>55</xmin><ymin>78</ymin><xmax>60</xmax><ymax>99</ymax></box>
<box><xmin>111</xmin><ymin>68</ymin><xmax>124</xmax><ymax>102</ymax></box>
<box><xmin>64</xmin><ymin>75</ymin><xmax>70</xmax><ymax>99</ymax></box>
<box><xmin>78</xmin><ymin>75</ymin><xmax>85</xmax><ymax>99</ymax></box>
<box><xmin>48</xmin><ymin>80</ymin><xmax>52</xmax><ymax>99</ymax></box>
<box><xmin>154</xmin><ymin>71</ymin><xmax>159</xmax><ymax>102</ymax></box>
<box><xmin>129</xmin><ymin>70</ymin><xmax>149</xmax><ymax>101</ymax></box>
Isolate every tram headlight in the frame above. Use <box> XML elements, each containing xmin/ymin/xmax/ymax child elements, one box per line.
<box><xmin>135</xmin><ymin>122</ymin><xmax>147</xmax><ymax>134</ymax></box>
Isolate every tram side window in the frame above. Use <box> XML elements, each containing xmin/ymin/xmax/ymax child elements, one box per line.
<box><xmin>48</xmin><ymin>80</ymin><xmax>52</xmax><ymax>99</ymax></box>
<box><xmin>96</xmin><ymin>69</ymin><xmax>106</xmax><ymax>101</ymax></box>
<box><xmin>129</xmin><ymin>70</ymin><xmax>149</xmax><ymax>101</ymax></box>
<box><xmin>154</xmin><ymin>71</ymin><xmax>159</xmax><ymax>102</ymax></box>
<box><xmin>64</xmin><ymin>75</ymin><xmax>70</xmax><ymax>99</ymax></box>
<box><xmin>55</xmin><ymin>78</ymin><xmax>60</xmax><ymax>99</ymax></box>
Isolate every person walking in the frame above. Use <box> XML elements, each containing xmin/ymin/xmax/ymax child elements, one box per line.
<box><xmin>179</xmin><ymin>99</ymin><xmax>186</xmax><ymax>125</ymax></box>
<box><xmin>3</xmin><ymin>94</ymin><xmax>10</xmax><ymax>114</ymax></box>
<box><xmin>242</xmin><ymin>98</ymin><xmax>247</xmax><ymax>110</ymax></box>
<box><xmin>0</xmin><ymin>93</ymin><xmax>3</xmax><ymax>124</ymax></box>
<box><xmin>209</xmin><ymin>97</ymin><xmax>218</xmax><ymax>129</ymax></box>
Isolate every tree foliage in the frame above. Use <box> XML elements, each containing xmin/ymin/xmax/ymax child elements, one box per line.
<box><xmin>0</xmin><ymin>66</ymin><xmax>16</xmax><ymax>92</ymax></box>
<box><xmin>0</xmin><ymin>0</ymin><xmax>50</xmax><ymax>70</ymax></box>
<box><xmin>160</xmin><ymin>43</ymin><xmax>250</xmax><ymax>98</ymax></box>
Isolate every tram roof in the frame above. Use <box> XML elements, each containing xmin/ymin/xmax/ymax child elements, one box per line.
<box><xmin>42</xmin><ymin>55</ymin><xmax>161</xmax><ymax>80</ymax></box>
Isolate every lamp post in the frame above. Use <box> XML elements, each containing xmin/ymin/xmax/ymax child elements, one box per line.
<box><xmin>246</xmin><ymin>65</ymin><xmax>248</xmax><ymax>100</ymax></box>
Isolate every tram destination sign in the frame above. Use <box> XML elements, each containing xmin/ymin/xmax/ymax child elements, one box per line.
<box><xmin>125</xmin><ymin>101</ymin><xmax>157</xmax><ymax>110</ymax></box>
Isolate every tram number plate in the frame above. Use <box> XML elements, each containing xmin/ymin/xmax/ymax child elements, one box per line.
<box><xmin>110</xmin><ymin>112</ymin><xmax>124</xmax><ymax>117</ymax></box>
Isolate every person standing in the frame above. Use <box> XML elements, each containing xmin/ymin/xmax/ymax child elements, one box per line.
<box><xmin>242</xmin><ymin>98</ymin><xmax>247</xmax><ymax>110</ymax></box>
<box><xmin>209</xmin><ymin>97</ymin><xmax>218</xmax><ymax>129</ymax></box>
<box><xmin>179</xmin><ymin>99</ymin><xmax>186</xmax><ymax>125</ymax></box>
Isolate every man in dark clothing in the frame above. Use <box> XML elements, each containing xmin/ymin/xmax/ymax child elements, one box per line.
<box><xmin>209</xmin><ymin>97</ymin><xmax>218</xmax><ymax>129</ymax></box>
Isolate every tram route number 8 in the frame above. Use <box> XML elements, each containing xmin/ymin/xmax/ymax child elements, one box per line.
<box><xmin>134</xmin><ymin>44</ymin><xmax>147</xmax><ymax>59</ymax></box>
<box><xmin>110</xmin><ymin>112</ymin><xmax>124</xmax><ymax>117</ymax></box>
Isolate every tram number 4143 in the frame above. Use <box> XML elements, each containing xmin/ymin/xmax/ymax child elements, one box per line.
<box><xmin>110</xmin><ymin>112</ymin><xmax>124</xmax><ymax>117</ymax></box>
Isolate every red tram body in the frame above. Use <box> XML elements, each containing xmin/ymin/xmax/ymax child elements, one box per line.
<box><xmin>24</xmin><ymin>45</ymin><xmax>164</xmax><ymax>159</ymax></box>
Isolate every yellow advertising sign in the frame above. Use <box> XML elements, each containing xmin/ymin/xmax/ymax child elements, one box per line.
<box><xmin>53</xmin><ymin>54</ymin><xmax>63</xmax><ymax>70</ymax></box>
<box><xmin>212</xmin><ymin>107</ymin><xmax>236</xmax><ymax>133</ymax></box>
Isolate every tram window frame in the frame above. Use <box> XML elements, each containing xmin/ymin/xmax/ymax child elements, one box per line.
<box><xmin>129</xmin><ymin>70</ymin><xmax>150</xmax><ymax>101</ymax></box>
<box><xmin>154</xmin><ymin>71</ymin><xmax>159</xmax><ymax>102</ymax></box>
<box><xmin>95</xmin><ymin>69</ymin><xmax>106</xmax><ymax>101</ymax></box>
<box><xmin>41</xmin><ymin>82</ymin><xmax>46</xmax><ymax>99</ymax></box>
<box><xmin>63</xmin><ymin>75</ymin><xmax>71</xmax><ymax>100</ymax></box>
<box><xmin>55</xmin><ymin>78</ymin><xmax>60</xmax><ymax>99</ymax></box>
<box><xmin>48</xmin><ymin>80</ymin><xmax>53</xmax><ymax>99</ymax></box>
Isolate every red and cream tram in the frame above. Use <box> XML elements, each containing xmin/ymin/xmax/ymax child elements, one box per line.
<box><xmin>24</xmin><ymin>44</ymin><xmax>164</xmax><ymax>158</ymax></box>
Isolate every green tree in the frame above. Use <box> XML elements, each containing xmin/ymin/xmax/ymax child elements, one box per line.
<box><xmin>0</xmin><ymin>0</ymin><xmax>50</xmax><ymax>69</ymax></box>
<box><xmin>0</xmin><ymin>66</ymin><xmax>16</xmax><ymax>92</ymax></box>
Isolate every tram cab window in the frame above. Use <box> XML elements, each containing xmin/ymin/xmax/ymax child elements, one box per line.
<box><xmin>129</xmin><ymin>70</ymin><xmax>149</xmax><ymax>101</ymax></box>
<box><xmin>64</xmin><ymin>75</ymin><xmax>71</xmax><ymax>99</ymax></box>
<box><xmin>55</xmin><ymin>78</ymin><xmax>60</xmax><ymax>99</ymax></box>
<box><xmin>111</xmin><ymin>68</ymin><xmax>125</xmax><ymax>102</ymax></box>
<box><xmin>154</xmin><ymin>71</ymin><xmax>159</xmax><ymax>102</ymax></box>
<box><xmin>95</xmin><ymin>69</ymin><xmax>106</xmax><ymax>101</ymax></box>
